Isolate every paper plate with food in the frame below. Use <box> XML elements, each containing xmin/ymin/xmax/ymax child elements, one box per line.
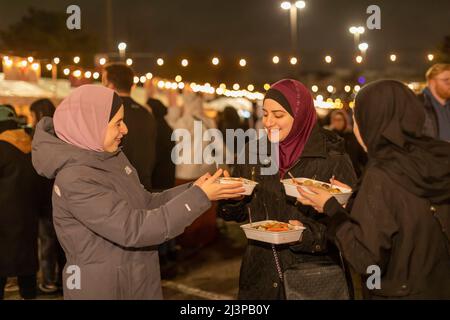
<box><xmin>281</xmin><ymin>177</ymin><xmax>352</xmax><ymax>205</ymax></box>
<box><xmin>217</xmin><ymin>177</ymin><xmax>258</xmax><ymax>195</ymax></box>
<box><xmin>240</xmin><ymin>220</ymin><xmax>305</xmax><ymax>244</ymax></box>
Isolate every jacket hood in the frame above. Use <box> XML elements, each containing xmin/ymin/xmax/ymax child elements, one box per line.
<box><xmin>306</xmin><ymin>125</ymin><xmax>346</xmax><ymax>158</ymax></box>
<box><xmin>32</xmin><ymin>117</ymin><xmax>119</xmax><ymax>179</ymax></box>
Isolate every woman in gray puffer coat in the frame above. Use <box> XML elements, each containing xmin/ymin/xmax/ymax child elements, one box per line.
<box><xmin>32</xmin><ymin>85</ymin><xmax>244</xmax><ymax>300</ymax></box>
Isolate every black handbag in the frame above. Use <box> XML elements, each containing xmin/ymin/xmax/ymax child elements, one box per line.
<box><xmin>272</xmin><ymin>245</ymin><xmax>350</xmax><ymax>300</ymax></box>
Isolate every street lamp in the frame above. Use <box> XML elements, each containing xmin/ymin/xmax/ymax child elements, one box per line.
<box><xmin>295</xmin><ymin>1</ymin><xmax>306</xmax><ymax>9</ymax></box>
<box><xmin>281</xmin><ymin>1</ymin><xmax>291</xmax><ymax>9</ymax></box>
<box><xmin>118</xmin><ymin>42</ymin><xmax>127</xmax><ymax>60</ymax></box>
<box><xmin>281</xmin><ymin>1</ymin><xmax>306</xmax><ymax>55</ymax></box>
<box><xmin>358</xmin><ymin>42</ymin><xmax>368</xmax><ymax>52</ymax></box>
<box><xmin>349</xmin><ymin>26</ymin><xmax>365</xmax><ymax>49</ymax></box>
<box><xmin>358</xmin><ymin>42</ymin><xmax>369</xmax><ymax>58</ymax></box>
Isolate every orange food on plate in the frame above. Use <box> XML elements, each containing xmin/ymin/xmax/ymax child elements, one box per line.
<box><xmin>253</xmin><ymin>221</ymin><xmax>294</xmax><ymax>232</ymax></box>
<box><xmin>267</xmin><ymin>226</ymin><xmax>289</xmax><ymax>232</ymax></box>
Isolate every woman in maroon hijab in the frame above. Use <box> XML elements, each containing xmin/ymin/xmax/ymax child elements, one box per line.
<box><xmin>218</xmin><ymin>79</ymin><xmax>357</xmax><ymax>299</ymax></box>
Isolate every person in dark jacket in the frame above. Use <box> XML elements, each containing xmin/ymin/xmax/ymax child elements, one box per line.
<box><xmin>327</xmin><ymin>109</ymin><xmax>367</xmax><ymax>177</ymax></box>
<box><xmin>218</xmin><ymin>106</ymin><xmax>246</xmax><ymax>157</ymax></box>
<box><xmin>102</xmin><ymin>63</ymin><xmax>157</xmax><ymax>191</ymax></box>
<box><xmin>297</xmin><ymin>80</ymin><xmax>450</xmax><ymax>299</ymax></box>
<box><xmin>418</xmin><ymin>63</ymin><xmax>450</xmax><ymax>142</ymax></box>
<box><xmin>147</xmin><ymin>97</ymin><xmax>175</xmax><ymax>190</ymax></box>
<box><xmin>218</xmin><ymin>79</ymin><xmax>357</xmax><ymax>300</ymax></box>
<box><xmin>31</xmin><ymin>85</ymin><xmax>244</xmax><ymax>299</ymax></box>
<box><xmin>146</xmin><ymin>97</ymin><xmax>177</xmax><ymax>277</ymax></box>
<box><xmin>0</xmin><ymin>105</ymin><xmax>40</xmax><ymax>299</ymax></box>
<box><xmin>30</xmin><ymin>99</ymin><xmax>66</xmax><ymax>293</ymax></box>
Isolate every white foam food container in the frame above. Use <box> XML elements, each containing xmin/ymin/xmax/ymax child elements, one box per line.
<box><xmin>217</xmin><ymin>177</ymin><xmax>258</xmax><ymax>196</ymax></box>
<box><xmin>281</xmin><ymin>178</ymin><xmax>352</xmax><ymax>205</ymax></box>
<box><xmin>240</xmin><ymin>220</ymin><xmax>306</xmax><ymax>245</ymax></box>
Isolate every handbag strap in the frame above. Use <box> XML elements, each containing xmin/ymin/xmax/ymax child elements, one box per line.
<box><xmin>429</xmin><ymin>204</ymin><xmax>450</xmax><ymax>257</ymax></box>
<box><xmin>271</xmin><ymin>244</ymin><xmax>284</xmax><ymax>281</ymax></box>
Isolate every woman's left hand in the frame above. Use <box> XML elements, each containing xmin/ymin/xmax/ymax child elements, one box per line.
<box><xmin>296</xmin><ymin>186</ymin><xmax>333</xmax><ymax>213</ymax></box>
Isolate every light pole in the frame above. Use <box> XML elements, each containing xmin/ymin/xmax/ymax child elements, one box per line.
<box><xmin>52</xmin><ymin>57</ymin><xmax>59</xmax><ymax>97</ymax></box>
<box><xmin>281</xmin><ymin>1</ymin><xmax>306</xmax><ymax>55</ymax></box>
<box><xmin>118</xmin><ymin>42</ymin><xmax>127</xmax><ymax>60</ymax></box>
<box><xmin>349</xmin><ymin>26</ymin><xmax>365</xmax><ymax>50</ymax></box>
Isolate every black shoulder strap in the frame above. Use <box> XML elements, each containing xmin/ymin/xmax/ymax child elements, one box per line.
<box><xmin>431</xmin><ymin>204</ymin><xmax>450</xmax><ymax>257</ymax></box>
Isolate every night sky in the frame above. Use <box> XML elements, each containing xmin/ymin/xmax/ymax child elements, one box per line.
<box><xmin>0</xmin><ymin>0</ymin><xmax>449</xmax><ymax>84</ymax></box>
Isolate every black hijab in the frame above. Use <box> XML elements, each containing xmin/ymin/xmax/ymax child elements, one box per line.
<box><xmin>354</xmin><ymin>80</ymin><xmax>450</xmax><ymax>205</ymax></box>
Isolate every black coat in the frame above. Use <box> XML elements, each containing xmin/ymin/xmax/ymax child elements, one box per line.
<box><xmin>218</xmin><ymin>125</ymin><xmax>357</xmax><ymax>299</ymax></box>
<box><xmin>0</xmin><ymin>131</ymin><xmax>40</xmax><ymax>276</ymax></box>
<box><xmin>147</xmin><ymin>98</ymin><xmax>175</xmax><ymax>190</ymax></box>
<box><xmin>417</xmin><ymin>92</ymin><xmax>439</xmax><ymax>139</ymax></box>
<box><xmin>325</xmin><ymin>163</ymin><xmax>450</xmax><ymax>299</ymax></box>
<box><xmin>120</xmin><ymin>97</ymin><xmax>157</xmax><ymax>191</ymax></box>
<box><xmin>333</xmin><ymin>130</ymin><xmax>367</xmax><ymax>178</ymax></box>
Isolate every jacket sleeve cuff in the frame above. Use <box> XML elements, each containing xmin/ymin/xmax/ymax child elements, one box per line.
<box><xmin>217</xmin><ymin>198</ymin><xmax>249</xmax><ymax>222</ymax></box>
<box><xmin>324</xmin><ymin>198</ymin><xmax>350</xmax><ymax>242</ymax></box>
<box><xmin>324</xmin><ymin>197</ymin><xmax>342</xmax><ymax>217</ymax></box>
<box><xmin>162</xmin><ymin>185</ymin><xmax>212</xmax><ymax>239</ymax></box>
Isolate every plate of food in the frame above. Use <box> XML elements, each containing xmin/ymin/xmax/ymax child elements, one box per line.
<box><xmin>240</xmin><ymin>220</ymin><xmax>305</xmax><ymax>244</ymax></box>
<box><xmin>217</xmin><ymin>177</ymin><xmax>258</xmax><ymax>195</ymax></box>
<box><xmin>281</xmin><ymin>178</ymin><xmax>352</xmax><ymax>205</ymax></box>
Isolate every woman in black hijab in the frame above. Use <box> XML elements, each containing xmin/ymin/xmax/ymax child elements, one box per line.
<box><xmin>297</xmin><ymin>80</ymin><xmax>450</xmax><ymax>299</ymax></box>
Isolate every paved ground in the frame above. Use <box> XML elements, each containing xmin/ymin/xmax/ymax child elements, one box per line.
<box><xmin>3</xmin><ymin>220</ymin><xmax>247</xmax><ymax>300</ymax></box>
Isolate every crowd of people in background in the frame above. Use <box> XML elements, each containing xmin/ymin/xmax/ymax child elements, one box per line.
<box><xmin>0</xmin><ymin>62</ymin><xmax>449</xmax><ymax>299</ymax></box>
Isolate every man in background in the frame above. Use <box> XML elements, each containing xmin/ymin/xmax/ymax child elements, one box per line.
<box><xmin>419</xmin><ymin>63</ymin><xmax>450</xmax><ymax>142</ymax></box>
<box><xmin>102</xmin><ymin>63</ymin><xmax>157</xmax><ymax>190</ymax></box>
